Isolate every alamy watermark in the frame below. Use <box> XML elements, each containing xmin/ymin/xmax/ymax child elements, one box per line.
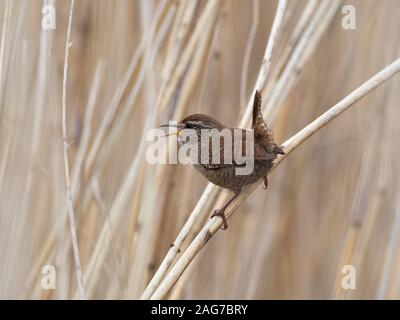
<box><xmin>341</xmin><ymin>264</ymin><xmax>356</xmax><ymax>290</ymax></box>
<box><xmin>341</xmin><ymin>5</ymin><xmax>356</xmax><ymax>30</ymax></box>
<box><xmin>41</xmin><ymin>4</ymin><xmax>56</xmax><ymax>30</ymax></box>
<box><xmin>146</xmin><ymin>121</ymin><xmax>255</xmax><ymax>175</ymax></box>
<box><xmin>41</xmin><ymin>264</ymin><xmax>56</xmax><ymax>290</ymax></box>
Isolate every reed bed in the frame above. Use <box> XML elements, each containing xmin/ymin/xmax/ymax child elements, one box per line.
<box><xmin>1</xmin><ymin>0</ymin><xmax>400</xmax><ymax>299</ymax></box>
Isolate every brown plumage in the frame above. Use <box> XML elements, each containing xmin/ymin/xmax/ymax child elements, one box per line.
<box><xmin>169</xmin><ymin>91</ymin><xmax>284</xmax><ymax>229</ymax></box>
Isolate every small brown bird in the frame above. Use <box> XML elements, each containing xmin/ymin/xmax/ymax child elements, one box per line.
<box><xmin>162</xmin><ymin>91</ymin><xmax>284</xmax><ymax>229</ymax></box>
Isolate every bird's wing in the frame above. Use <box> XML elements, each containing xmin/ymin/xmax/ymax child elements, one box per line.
<box><xmin>252</xmin><ymin>90</ymin><xmax>273</xmax><ymax>143</ymax></box>
<box><xmin>198</xmin><ymin>128</ymin><xmax>275</xmax><ymax>170</ymax></box>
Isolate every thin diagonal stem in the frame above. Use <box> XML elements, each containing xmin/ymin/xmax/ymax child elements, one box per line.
<box><xmin>61</xmin><ymin>0</ymin><xmax>86</xmax><ymax>300</ymax></box>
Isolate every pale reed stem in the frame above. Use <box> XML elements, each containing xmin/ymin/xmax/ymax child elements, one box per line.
<box><xmin>61</xmin><ymin>0</ymin><xmax>86</xmax><ymax>300</ymax></box>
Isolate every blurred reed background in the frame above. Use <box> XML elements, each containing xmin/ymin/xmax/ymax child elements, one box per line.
<box><xmin>1</xmin><ymin>0</ymin><xmax>400</xmax><ymax>299</ymax></box>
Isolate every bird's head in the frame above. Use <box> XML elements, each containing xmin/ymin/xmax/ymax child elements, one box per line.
<box><xmin>161</xmin><ymin>114</ymin><xmax>225</xmax><ymax>145</ymax></box>
<box><xmin>178</xmin><ymin>114</ymin><xmax>225</xmax><ymax>131</ymax></box>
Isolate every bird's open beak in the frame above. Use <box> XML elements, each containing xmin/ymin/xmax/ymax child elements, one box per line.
<box><xmin>160</xmin><ymin>123</ymin><xmax>181</xmax><ymax>137</ymax></box>
<box><xmin>160</xmin><ymin>124</ymin><xmax>176</xmax><ymax>128</ymax></box>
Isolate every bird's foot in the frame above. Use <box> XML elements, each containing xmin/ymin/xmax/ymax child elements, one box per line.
<box><xmin>263</xmin><ymin>176</ymin><xmax>268</xmax><ymax>190</ymax></box>
<box><xmin>211</xmin><ymin>208</ymin><xmax>228</xmax><ymax>230</ymax></box>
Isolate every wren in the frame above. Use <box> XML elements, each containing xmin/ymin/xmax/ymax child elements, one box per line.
<box><xmin>162</xmin><ymin>91</ymin><xmax>284</xmax><ymax>229</ymax></box>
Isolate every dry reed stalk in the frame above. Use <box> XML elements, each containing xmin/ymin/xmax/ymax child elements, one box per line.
<box><xmin>84</xmin><ymin>0</ymin><xmax>173</xmax><ymax>181</ymax></box>
<box><xmin>78</xmin><ymin>5</ymin><xmax>177</xmax><ymax>299</ymax></box>
<box><xmin>335</xmin><ymin>116</ymin><xmax>391</xmax><ymax>299</ymax></box>
<box><xmin>76</xmin><ymin>7</ymin><xmax>175</xmax><ymax>300</ymax></box>
<box><xmin>141</xmin><ymin>184</ymin><xmax>220</xmax><ymax>299</ymax></box>
<box><xmin>124</xmin><ymin>3</ymin><xmax>188</xmax><ymax>297</ymax></box>
<box><xmin>24</xmin><ymin>57</ymin><xmax>104</xmax><ymax>297</ymax></box>
<box><xmin>129</xmin><ymin>13</ymin><xmax>220</xmax><ymax>292</ymax></box>
<box><xmin>161</xmin><ymin>0</ymin><xmax>198</xmax><ymax>88</ymax></box>
<box><xmin>334</xmin><ymin>224</ymin><xmax>359</xmax><ymax>298</ymax></box>
<box><xmin>96</xmin><ymin>3</ymin><xmax>177</xmax><ymax>172</ymax></box>
<box><xmin>157</xmin><ymin>0</ymin><xmax>220</xmax><ymax>116</ymax></box>
<box><xmin>376</xmin><ymin>185</ymin><xmax>400</xmax><ymax>299</ymax></box>
<box><xmin>264</xmin><ymin>0</ymin><xmax>341</xmax><ymax>121</ymax></box>
<box><xmin>172</xmin><ymin>7</ymin><xmax>220</xmax><ymax>121</ymax></box>
<box><xmin>17</xmin><ymin>0</ymin><xmax>55</xmax><ymax>294</ymax></box>
<box><xmin>262</xmin><ymin>0</ymin><xmax>319</xmax><ymax>103</ymax></box>
<box><xmin>71</xmin><ymin>63</ymin><xmax>104</xmax><ymax>197</ymax></box>
<box><xmin>168</xmin><ymin>253</ymin><xmax>197</xmax><ymax>300</ymax></box>
<box><xmin>333</xmin><ymin>143</ymin><xmax>375</xmax><ymax>298</ymax></box>
<box><xmin>347</xmin><ymin>141</ymin><xmax>392</xmax><ymax>298</ymax></box>
<box><xmin>61</xmin><ymin>0</ymin><xmax>86</xmax><ymax>300</ymax></box>
<box><xmin>74</xmin><ymin>2</ymin><xmax>176</xmax><ymax>235</ymax></box>
<box><xmin>240</xmin><ymin>0</ymin><xmax>259</xmax><ymax>108</ymax></box>
<box><xmin>0</xmin><ymin>0</ymin><xmax>11</xmax><ymax>113</ymax></box>
<box><xmin>77</xmin><ymin>1</ymin><xmax>180</xmax><ymax>296</ymax></box>
<box><xmin>240</xmin><ymin>0</ymin><xmax>288</xmax><ymax>127</ymax></box>
<box><xmin>28</xmin><ymin>0</ymin><xmax>152</xmax><ymax>298</ymax></box>
<box><xmin>150</xmin><ymin>57</ymin><xmax>400</xmax><ymax>299</ymax></box>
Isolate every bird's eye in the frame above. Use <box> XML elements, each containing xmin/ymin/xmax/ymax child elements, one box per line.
<box><xmin>185</xmin><ymin>122</ymin><xmax>194</xmax><ymax>129</ymax></box>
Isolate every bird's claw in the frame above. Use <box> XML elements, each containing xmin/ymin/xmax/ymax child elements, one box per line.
<box><xmin>263</xmin><ymin>176</ymin><xmax>268</xmax><ymax>190</ymax></box>
<box><xmin>211</xmin><ymin>209</ymin><xmax>228</xmax><ymax>230</ymax></box>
